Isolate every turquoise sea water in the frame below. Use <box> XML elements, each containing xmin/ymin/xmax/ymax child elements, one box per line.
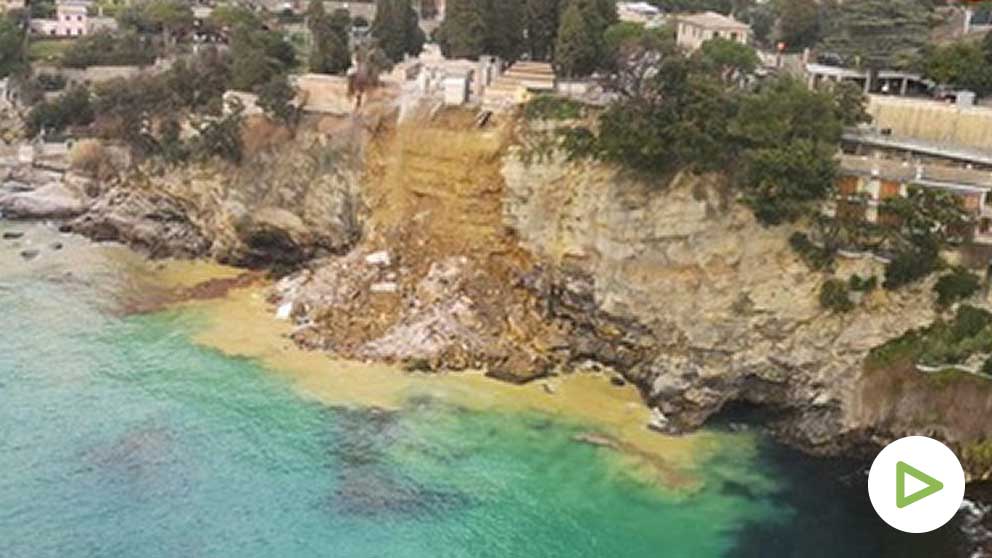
<box><xmin>0</xmin><ymin>225</ymin><xmax>969</xmax><ymax>557</ymax></box>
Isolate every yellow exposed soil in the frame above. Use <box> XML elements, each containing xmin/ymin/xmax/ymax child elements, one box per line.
<box><xmin>182</xmin><ymin>283</ymin><xmax>747</xmax><ymax>490</ymax></box>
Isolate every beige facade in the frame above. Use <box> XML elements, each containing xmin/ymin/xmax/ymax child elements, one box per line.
<box><xmin>837</xmin><ymin>155</ymin><xmax>992</xmax><ymax>244</ymax></box>
<box><xmin>1</xmin><ymin>0</ymin><xmax>25</xmax><ymax>12</ymax></box>
<box><xmin>867</xmin><ymin>95</ymin><xmax>992</xmax><ymax>155</ymax></box>
<box><xmin>675</xmin><ymin>11</ymin><xmax>750</xmax><ymax>52</ymax></box>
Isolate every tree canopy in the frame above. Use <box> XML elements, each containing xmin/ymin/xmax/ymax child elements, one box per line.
<box><xmin>776</xmin><ymin>0</ymin><xmax>821</xmax><ymax>50</ymax></box>
<box><xmin>437</xmin><ymin>0</ymin><xmax>525</xmax><ymax>61</ymax></box>
<box><xmin>525</xmin><ymin>0</ymin><xmax>560</xmax><ymax>61</ymax></box>
<box><xmin>371</xmin><ymin>0</ymin><xmax>425</xmax><ymax>63</ymax></box>
<box><xmin>553</xmin><ymin>0</ymin><xmax>617</xmax><ymax>77</ymax></box>
<box><xmin>309</xmin><ymin>1</ymin><xmax>352</xmax><ymax>75</ymax></box>
<box><xmin>229</xmin><ymin>26</ymin><xmax>296</xmax><ymax>91</ymax></box>
<box><xmin>819</xmin><ymin>0</ymin><xmax>932</xmax><ymax>69</ymax></box>
<box><xmin>0</xmin><ymin>17</ymin><xmax>26</xmax><ymax>79</ymax></box>
<box><xmin>923</xmin><ymin>40</ymin><xmax>992</xmax><ymax>97</ymax></box>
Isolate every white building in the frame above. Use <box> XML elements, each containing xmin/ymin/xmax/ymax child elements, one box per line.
<box><xmin>30</xmin><ymin>0</ymin><xmax>118</xmax><ymax>37</ymax></box>
<box><xmin>675</xmin><ymin>11</ymin><xmax>751</xmax><ymax>52</ymax></box>
<box><xmin>617</xmin><ymin>2</ymin><xmax>663</xmax><ymax>25</ymax></box>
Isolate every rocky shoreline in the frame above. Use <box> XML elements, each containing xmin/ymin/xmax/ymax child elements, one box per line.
<box><xmin>5</xmin><ymin>111</ymin><xmax>992</xmax><ymax>487</ymax></box>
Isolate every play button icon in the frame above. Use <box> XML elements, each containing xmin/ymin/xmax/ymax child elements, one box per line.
<box><xmin>895</xmin><ymin>461</ymin><xmax>943</xmax><ymax>508</ymax></box>
<box><xmin>868</xmin><ymin>436</ymin><xmax>965</xmax><ymax>533</ymax></box>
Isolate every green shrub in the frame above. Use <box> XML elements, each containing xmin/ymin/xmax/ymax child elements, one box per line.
<box><xmin>819</xmin><ymin>278</ymin><xmax>854</xmax><ymax>313</ymax></box>
<box><xmin>789</xmin><ymin>232</ymin><xmax>834</xmax><ymax>270</ymax></box>
<box><xmin>869</xmin><ymin>304</ymin><xmax>992</xmax><ymax>371</ymax></box>
<box><xmin>558</xmin><ymin>126</ymin><xmax>598</xmax><ymax>160</ymax></box>
<box><xmin>35</xmin><ymin>73</ymin><xmax>66</xmax><ymax>91</ymax></box>
<box><xmin>523</xmin><ymin>95</ymin><xmax>585</xmax><ymax>121</ymax></box>
<box><xmin>950</xmin><ymin>305</ymin><xmax>992</xmax><ymax>341</ymax></box>
<box><xmin>934</xmin><ymin>267</ymin><xmax>981</xmax><ymax>307</ymax></box>
<box><xmin>25</xmin><ymin>86</ymin><xmax>93</xmax><ymax>136</ymax></box>
<box><xmin>883</xmin><ymin>249</ymin><xmax>939</xmax><ymax>290</ymax></box>
<box><xmin>61</xmin><ymin>31</ymin><xmax>157</xmax><ymax>68</ymax></box>
<box><xmin>848</xmin><ymin>274</ymin><xmax>877</xmax><ymax>292</ymax></box>
<box><xmin>982</xmin><ymin>356</ymin><xmax>992</xmax><ymax>376</ymax></box>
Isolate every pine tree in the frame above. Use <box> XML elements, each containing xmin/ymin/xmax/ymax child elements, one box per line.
<box><xmin>525</xmin><ymin>0</ymin><xmax>560</xmax><ymax>61</ymax></box>
<box><xmin>437</xmin><ymin>0</ymin><xmax>485</xmax><ymax>58</ymax></box>
<box><xmin>553</xmin><ymin>0</ymin><xmax>614</xmax><ymax>76</ymax></box>
<box><xmin>554</xmin><ymin>1</ymin><xmax>599</xmax><ymax>77</ymax></box>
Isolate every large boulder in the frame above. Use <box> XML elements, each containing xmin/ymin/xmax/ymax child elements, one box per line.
<box><xmin>0</xmin><ymin>183</ymin><xmax>89</xmax><ymax>219</ymax></box>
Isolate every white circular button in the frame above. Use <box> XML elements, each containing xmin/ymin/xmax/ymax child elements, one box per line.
<box><xmin>867</xmin><ymin>436</ymin><xmax>966</xmax><ymax>533</ymax></box>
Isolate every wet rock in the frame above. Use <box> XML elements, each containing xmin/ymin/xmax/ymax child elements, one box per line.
<box><xmin>19</xmin><ymin>249</ymin><xmax>39</xmax><ymax>260</ymax></box>
<box><xmin>610</xmin><ymin>375</ymin><xmax>626</xmax><ymax>387</ymax></box>
<box><xmin>50</xmin><ymin>241</ymin><xmax>63</xmax><ymax>250</ymax></box>
<box><xmin>2</xmin><ymin>231</ymin><xmax>24</xmax><ymax>239</ymax></box>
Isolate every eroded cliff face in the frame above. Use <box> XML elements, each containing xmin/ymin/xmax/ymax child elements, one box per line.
<box><xmin>67</xmin><ymin>133</ymin><xmax>362</xmax><ymax>266</ymax></box>
<box><xmin>502</xmin><ymin>146</ymin><xmax>992</xmax><ymax>471</ymax></box>
<box><xmin>18</xmin><ymin>108</ymin><xmax>992</xmax><ymax>474</ymax></box>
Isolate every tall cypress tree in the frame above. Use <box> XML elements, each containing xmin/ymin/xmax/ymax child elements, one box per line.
<box><xmin>554</xmin><ymin>1</ymin><xmax>598</xmax><ymax>77</ymax></box>
<box><xmin>437</xmin><ymin>0</ymin><xmax>486</xmax><ymax>58</ymax></box>
<box><xmin>480</xmin><ymin>0</ymin><xmax>524</xmax><ymax>61</ymax></box>
<box><xmin>525</xmin><ymin>0</ymin><xmax>560</xmax><ymax>61</ymax></box>
<box><xmin>372</xmin><ymin>0</ymin><xmax>425</xmax><ymax>63</ymax></box>
<box><xmin>438</xmin><ymin>0</ymin><xmax>526</xmax><ymax>61</ymax></box>
<box><xmin>554</xmin><ymin>0</ymin><xmax>614</xmax><ymax>76</ymax></box>
<box><xmin>309</xmin><ymin>2</ymin><xmax>352</xmax><ymax>74</ymax></box>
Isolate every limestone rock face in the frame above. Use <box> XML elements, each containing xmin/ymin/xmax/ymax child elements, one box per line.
<box><xmin>67</xmin><ymin>136</ymin><xmax>361</xmax><ymax>264</ymax></box>
<box><xmin>501</xmin><ymin>150</ymin><xmax>974</xmax><ymax>460</ymax></box>
<box><xmin>68</xmin><ymin>186</ymin><xmax>210</xmax><ymax>259</ymax></box>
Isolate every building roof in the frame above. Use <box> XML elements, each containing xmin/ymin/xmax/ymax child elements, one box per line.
<box><xmin>678</xmin><ymin>11</ymin><xmax>749</xmax><ymax>30</ymax></box>
<box><xmin>618</xmin><ymin>2</ymin><xmax>661</xmax><ymax>16</ymax></box>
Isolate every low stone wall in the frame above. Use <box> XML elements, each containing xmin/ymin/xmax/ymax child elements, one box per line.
<box><xmin>868</xmin><ymin>95</ymin><xmax>992</xmax><ymax>153</ymax></box>
<box><xmin>294</xmin><ymin>74</ymin><xmax>354</xmax><ymax>115</ymax></box>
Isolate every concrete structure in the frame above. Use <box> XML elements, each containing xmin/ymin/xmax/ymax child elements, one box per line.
<box><xmin>618</xmin><ymin>2</ymin><xmax>663</xmax><ymax>25</ymax></box>
<box><xmin>324</xmin><ymin>1</ymin><xmax>376</xmax><ymax>22</ymax></box>
<box><xmin>482</xmin><ymin>61</ymin><xmax>555</xmax><ymax>112</ymax></box>
<box><xmin>864</xmin><ymin>95</ymin><xmax>992</xmax><ymax>157</ymax></box>
<box><xmin>32</xmin><ymin>59</ymin><xmax>171</xmax><ymax>87</ymax></box>
<box><xmin>293</xmin><ymin>73</ymin><xmax>355</xmax><ymax>114</ymax></box>
<box><xmin>222</xmin><ymin>91</ymin><xmax>266</xmax><ymax>116</ymax></box>
<box><xmin>30</xmin><ymin>0</ymin><xmax>118</xmax><ymax>37</ymax></box>
<box><xmin>0</xmin><ymin>77</ymin><xmax>17</xmax><ymax>110</ymax></box>
<box><xmin>675</xmin><ymin>11</ymin><xmax>750</xmax><ymax>52</ymax></box>
<box><xmin>805</xmin><ymin>63</ymin><xmax>929</xmax><ymax>95</ymax></box>
<box><xmin>442</xmin><ymin>73</ymin><xmax>470</xmax><ymax>106</ymax></box>
<box><xmin>837</xmin><ymin>154</ymin><xmax>992</xmax><ymax>243</ymax></box>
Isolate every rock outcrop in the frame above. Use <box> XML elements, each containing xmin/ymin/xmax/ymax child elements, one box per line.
<box><xmin>63</xmin><ymin>135</ymin><xmax>362</xmax><ymax>265</ymax></box>
<box><xmin>0</xmin><ymin>183</ymin><xmax>89</xmax><ymax>219</ymax></box>
<box><xmin>502</xmin><ymin>148</ymin><xmax>992</xmax><ymax>468</ymax></box>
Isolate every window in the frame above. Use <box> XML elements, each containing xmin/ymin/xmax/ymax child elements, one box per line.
<box><xmin>77</xmin><ymin>15</ymin><xmax>82</xmax><ymax>21</ymax></box>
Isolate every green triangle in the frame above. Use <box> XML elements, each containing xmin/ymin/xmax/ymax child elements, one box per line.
<box><xmin>896</xmin><ymin>461</ymin><xmax>944</xmax><ymax>508</ymax></box>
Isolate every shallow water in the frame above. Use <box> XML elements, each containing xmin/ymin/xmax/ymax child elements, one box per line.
<box><xmin>0</xmin><ymin>223</ymin><xmax>969</xmax><ymax>557</ymax></box>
